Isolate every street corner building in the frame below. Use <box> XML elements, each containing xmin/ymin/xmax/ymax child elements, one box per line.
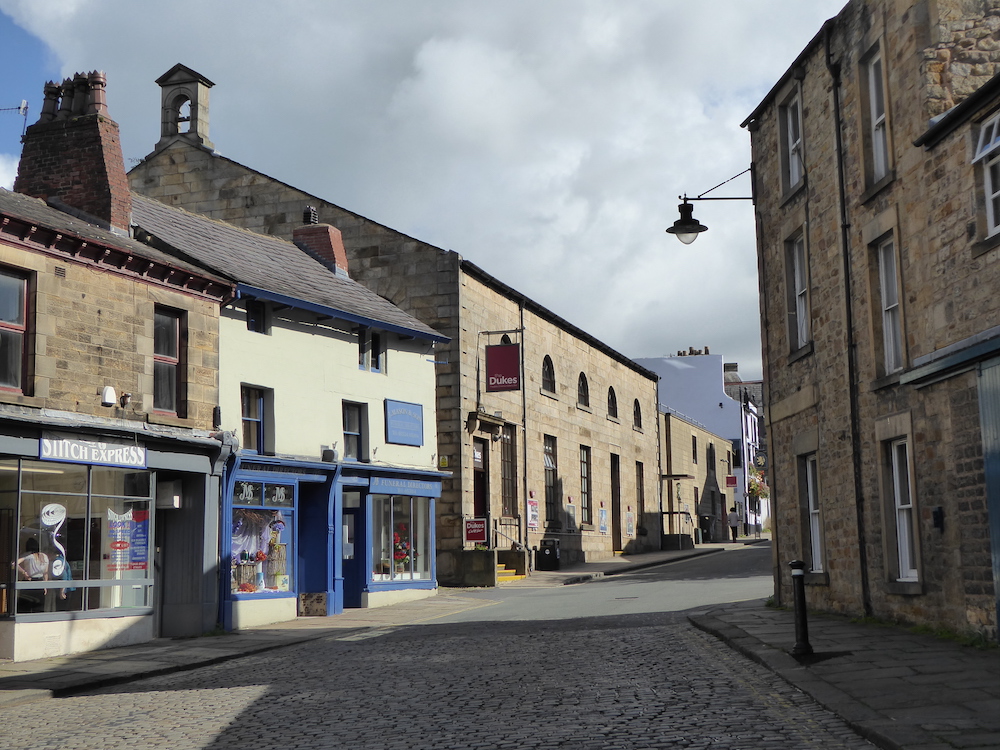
<box><xmin>128</xmin><ymin>65</ymin><xmax>663</xmax><ymax>585</ymax></box>
<box><xmin>746</xmin><ymin>0</ymin><xmax>1000</xmax><ymax>639</ymax></box>
<box><xmin>1</xmin><ymin>72</ymin><xmax>233</xmax><ymax>660</ymax></box>
<box><xmin>0</xmin><ymin>70</ymin><xmax>448</xmax><ymax>660</ymax></box>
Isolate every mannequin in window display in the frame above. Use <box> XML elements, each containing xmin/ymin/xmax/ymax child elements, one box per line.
<box><xmin>16</xmin><ymin>538</ymin><xmax>58</xmax><ymax>612</ymax></box>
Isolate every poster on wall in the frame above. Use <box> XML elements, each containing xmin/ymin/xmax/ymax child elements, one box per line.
<box><xmin>527</xmin><ymin>497</ymin><xmax>539</xmax><ymax>529</ymax></box>
<box><xmin>626</xmin><ymin>512</ymin><xmax>635</xmax><ymax>537</ymax></box>
<box><xmin>485</xmin><ymin>343</ymin><xmax>521</xmax><ymax>392</ymax></box>
<box><xmin>598</xmin><ymin>508</ymin><xmax>608</xmax><ymax>534</ymax></box>
<box><xmin>566</xmin><ymin>503</ymin><xmax>577</xmax><ymax>532</ymax></box>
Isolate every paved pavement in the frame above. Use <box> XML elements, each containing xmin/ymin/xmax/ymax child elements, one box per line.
<box><xmin>1</xmin><ymin>537</ymin><xmax>998</xmax><ymax>750</ymax></box>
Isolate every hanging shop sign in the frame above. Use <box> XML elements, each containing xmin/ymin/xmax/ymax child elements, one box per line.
<box><xmin>485</xmin><ymin>343</ymin><xmax>521</xmax><ymax>392</ymax></box>
<box><xmin>40</xmin><ymin>431</ymin><xmax>146</xmax><ymax>468</ymax></box>
<box><xmin>385</xmin><ymin>400</ymin><xmax>424</xmax><ymax>446</ymax></box>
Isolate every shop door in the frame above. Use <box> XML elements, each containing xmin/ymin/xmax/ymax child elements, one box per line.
<box><xmin>473</xmin><ymin>438</ymin><xmax>488</xmax><ymax>517</ymax></box>
<box><xmin>342</xmin><ymin>491</ymin><xmax>364</xmax><ymax>608</ymax></box>
<box><xmin>611</xmin><ymin>453</ymin><xmax>622</xmax><ymax>552</ymax></box>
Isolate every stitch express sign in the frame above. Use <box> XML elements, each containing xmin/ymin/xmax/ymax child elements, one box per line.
<box><xmin>40</xmin><ymin>432</ymin><xmax>147</xmax><ymax>468</ymax></box>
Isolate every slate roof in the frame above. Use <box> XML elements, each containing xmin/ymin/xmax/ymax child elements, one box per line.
<box><xmin>0</xmin><ymin>188</ymin><xmax>229</xmax><ymax>286</ymax></box>
<box><xmin>130</xmin><ymin>194</ymin><xmax>446</xmax><ymax>342</ymax></box>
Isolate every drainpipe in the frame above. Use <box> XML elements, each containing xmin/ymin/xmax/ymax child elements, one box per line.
<box><xmin>826</xmin><ymin>22</ymin><xmax>873</xmax><ymax>617</ymax></box>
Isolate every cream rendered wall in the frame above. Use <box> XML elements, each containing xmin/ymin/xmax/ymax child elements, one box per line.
<box><xmin>219</xmin><ymin>306</ymin><xmax>438</xmax><ymax>465</ymax></box>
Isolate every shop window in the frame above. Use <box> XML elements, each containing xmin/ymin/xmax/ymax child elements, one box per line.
<box><xmin>12</xmin><ymin>461</ymin><xmax>153</xmax><ymax>615</ymax></box>
<box><xmin>607</xmin><ymin>387</ymin><xmax>618</xmax><ymax>419</ymax></box>
<box><xmin>579</xmin><ymin>445</ymin><xmax>592</xmax><ymax>525</ymax></box>
<box><xmin>343</xmin><ymin>401</ymin><xmax>367</xmax><ymax>460</ymax></box>
<box><xmin>541</xmin><ymin>355</ymin><xmax>556</xmax><ymax>393</ymax></box>
<box><xmin>230</xmin><ymin>480</ymin><xmax>294</xmax><ymax>595</ymax></box>
<box><xmin>0</xmin><ymin>267</ymin><xmax>28</xmax><ymax>393</ymax></box>
<box><xmin>371</xmin><ymin>495</ymin><xmax>432</xmax><ymax>581</ymax></box>
<box><xmin>153</xmin><ymin>306</ymin><xmax>184</xmax><ymax>415</ymax></box>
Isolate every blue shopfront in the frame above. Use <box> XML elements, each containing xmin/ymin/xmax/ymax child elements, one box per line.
<box><xmin>222</xmin><ymin>454</ymin><xmax>441</xmax><ymax>630</ymax></box>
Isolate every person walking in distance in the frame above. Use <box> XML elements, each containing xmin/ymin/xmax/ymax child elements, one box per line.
<box><xmin>727</xmin><ymin>507</ymin><xmax>740</xmax><ymax>542</ymax></box>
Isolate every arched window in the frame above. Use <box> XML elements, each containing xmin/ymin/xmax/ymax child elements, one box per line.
<box><xmin>607</xmin><ymin>387</ymin><xmax>618</xmax><ymax>418</ymax></box>
<box><xmin>577</xmin><ymin>373</ymin><xmax>590</xmax><ymax>407</ymax></box>
<box><xmin>500</xmin><ymin>334</ymin><xmax>512</xmax><ymax>344</ymax></box>
<box><xmin>633</xmin><ymin>399</ymin><xmax>642</xmax><ymax>430</ymax></box>
<box><xmin>541</xmin><ymin>355</ymin><xmax>556</xmax><ymax>393</ymax></box>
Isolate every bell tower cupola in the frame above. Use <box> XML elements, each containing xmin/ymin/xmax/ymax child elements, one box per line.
<box><xmin>154</xmin><ymin>63</ymin><xmax>214</xmax><ymax>151</ymax></box>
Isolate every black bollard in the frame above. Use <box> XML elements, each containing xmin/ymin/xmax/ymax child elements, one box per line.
<box><xmin>789</xmin><ymin>560</ymin><xmax>813</xmax><ymax>656</ymax></box>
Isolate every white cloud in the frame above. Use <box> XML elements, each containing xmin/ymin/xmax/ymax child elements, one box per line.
<box><xmin>0</xmin><ymin>154</ymin><xmax>17</xmax><ymax>190</ymax></box>
<box><xmin>0</xmin><ymin>0</ymin><xmax>851</xmax><ymax>379</ymax></box>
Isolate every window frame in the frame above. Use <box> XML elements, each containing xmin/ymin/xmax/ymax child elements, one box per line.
<box><xmin>343</xmin><ymin>401</ymin><xmax>367</xmax><ymax>461</ymax></box>
<box><xmin>245</xmin><ymin>299</ymin><xmax>269</xmax><ymax>334</ymax></box>
<box><xmin>0</xmin><ymin>266</ymin><xmax>29</xmax><ymax>393</ymax></box>
<box><xmin>785</xmin><ymin>231</ymin><xmax>811</xmax><ymax>352</ymax></box>
<box><xmin>632</xmin><ymin>399</ymin><xmax>642</xmax><ymax>430</ymax></box>
<box><xmin>803</xmin><ymin>453</ymin><xmax>823</xmax><ymax>573</ymax></box>
<box><xmin>860</xmin><ymin>41</ymin><xmax>893</xmax><ymax>191</ymax></box>
<box><xmin>153</xmin><ymin>306</ymin><xmax>185</xmax><ymax>416</ymax></box>
<box><xmin>607</xmin><ymin>387</ymin><xmax>618</xmax><ymax>419</ymax></box>
<box><xmin>541</xmin><ymin>355</ymin><xmax>556</xmax><ymax>393</ymax></box>
<box><xmin>543</xmin><ymin>435</ymin><xmax>559</xmax><ymax>526</ymax></box>
<box><xmin>241</xmin><ymin>385</ymin><xmax>272</xmax><ymax>454</ymax></box>
<box><xmin>358</xmin><ymin>328</ymin><xmax>385</xmax><ymax>374</ymax></box>
<box><xmin>577</xmin><ymin>372</ymin><xmax>590</xmax><ymax>408</ymax></box>
<box><xmin>778</xmin><ymin>86</ymin><xmax>805</xmax><ymax>193</ymax></box>
<box><xmin>876</xmin><ymin>235</ymin><xmax>904</xmax><ymax>374</ymax></box>
<box><xmin>579</xmin><ymin>444</ymin><xmax>592</xmax><ymax>526</ymax></box>
<box><xmin>888</xmin><ymin>438</ymin><xmax>918</xmax><ymax>582</ymax></box>
<box><xmin>974</xmin><ymin>111</ymin><xmax>1000</xmax><ymax>240</ymax></box>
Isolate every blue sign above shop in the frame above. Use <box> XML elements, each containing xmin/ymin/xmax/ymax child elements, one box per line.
<box><xmin>385</xmin><ymin>400</ymin><xmax>424</xmax><ymax>446</ymax></box>
<box><xmin>369</xmin><ymin>476</ymin><xmax>441</xmax><ymax>498</ymax></box>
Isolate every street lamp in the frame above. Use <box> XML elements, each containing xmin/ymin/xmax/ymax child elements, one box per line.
<box><xmin>666</xmin><ymin>167</ymin><xmax>753</xmax><ymax>244</ymax></box>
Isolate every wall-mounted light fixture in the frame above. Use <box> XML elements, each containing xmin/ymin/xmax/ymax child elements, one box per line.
<box><xmin>101</xmin><ymin>386</ymin><xmax>117</xmax><ymax>407</ymax></box>
<box><xmin>120</xmin><ymin>392</ymin><xmax>132</xmax><ymax>408</ymax></box>
<box><xmin>666</xmin><ymin>167</ymin><xmax>753</xmax><ymax>244</ymax></box>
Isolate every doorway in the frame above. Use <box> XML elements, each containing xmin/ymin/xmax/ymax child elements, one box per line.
<box><xmin>611</xmin><ymin>453</ymin><xmax>622</xmax><ymax>552</ymax></box>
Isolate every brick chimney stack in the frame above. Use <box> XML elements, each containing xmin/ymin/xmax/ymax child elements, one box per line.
<box><xmin>292</xmin><ymin>207</ymin><xmax>350</xmax><ymax>276</ymax></box>
<box><xmin>14</xmin><ymin>71</ymin><xmax>132</xmax><ymax>233</ymax></box>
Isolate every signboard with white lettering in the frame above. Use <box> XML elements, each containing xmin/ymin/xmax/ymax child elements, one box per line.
<box><xmin>485</xmin><ymin>343</ymin><xmax>521</xmax><ymax>392</ymax></box>
<box><xmin>40</xmin><ymin>431</ymin><xmax>146</xmax><ymax>468</ymax></box>
<box><xmin>385</xmin><ymin>400</ymin><xmax>424</xmax><ymax>446</ymax></box>
<box><xmin>369</xmin><ymin>476</ymin><xmax>442</xmax><ymax>498</ymax></box>
<box><xmin>464</xmin><ymin>517</ymin><xmax>488</xmax><ymax>544</ymax></box>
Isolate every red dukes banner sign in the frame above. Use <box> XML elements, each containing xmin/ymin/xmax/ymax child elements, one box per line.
<box><xmin>486</xmin><ymin>343</ymin><xmax>521</xmax><ymax>392</ymax></box>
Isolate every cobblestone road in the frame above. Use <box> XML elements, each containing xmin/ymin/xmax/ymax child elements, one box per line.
<box><xmin>5</xmin><ymin>613</ymin><xmax>874</xmax><ymax>750</ymax></box>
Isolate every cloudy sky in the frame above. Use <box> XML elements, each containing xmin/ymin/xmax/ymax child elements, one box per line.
<box><xmin>0</xmin><ymin>0</ymin><xmax>847</xmax><ymax>381</ymax></box>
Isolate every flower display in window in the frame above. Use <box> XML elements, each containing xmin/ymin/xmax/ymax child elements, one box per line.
<box><xmin>393</xmin><ymin>525</ymin><xmax>411</xmax><ymax>566</ymax></box>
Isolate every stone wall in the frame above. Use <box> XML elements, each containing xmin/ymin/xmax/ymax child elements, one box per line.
<box><xmin>750</xmin><ymin>0</ymin><xmax>999</xmax><ymax>634</ymax></box>
<box><xmin>0</xmin><ymin>239</ymin><xmax>219</xmax><ymax>429</ymax></box>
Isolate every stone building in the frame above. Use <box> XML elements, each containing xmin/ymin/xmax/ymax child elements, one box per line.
<box><xmin>129</xmin><ymin>65</ymin><xmax>662</xmax><ymax>581</ymax></box>
<box><xmin>659</xmin><ymin>411</ymin><xmax>736</xmax><ymax>548</ymax></box>
<box><xmin>745</xmin><ymin>0</ymin><xmax>1000</xmax><ymax>637</ymax></box>
<box><xmin>1</xmin><ymin>73</ymin><xmax>233</xmax><ymax>660</ymax></box>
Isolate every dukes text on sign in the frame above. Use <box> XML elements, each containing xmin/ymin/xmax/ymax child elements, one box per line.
<box><xmin>465</xmin><ymin>517</ymin><xmax>488</xmax><ymax>544</ymax></box>
<box><xmin>485</xmin><ymin>343</ymin><xmax>521</xmax><ymax>392</ymax></box>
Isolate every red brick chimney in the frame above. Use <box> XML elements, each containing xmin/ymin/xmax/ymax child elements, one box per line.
<box><xmin>14</xmin><ymin>71</ymin><xmax>132</xmax><ymax>233</ymax></box>
<box><xmin>292</xmin><ymin>207</ymin><xmax>350</xmax><ymax>275</ymax></box>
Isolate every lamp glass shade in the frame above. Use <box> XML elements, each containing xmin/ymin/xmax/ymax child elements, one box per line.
<box><xmin>667</xmin><ymin>201</ymin><xmax>708</xmax><ymax>244</ymax></box>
